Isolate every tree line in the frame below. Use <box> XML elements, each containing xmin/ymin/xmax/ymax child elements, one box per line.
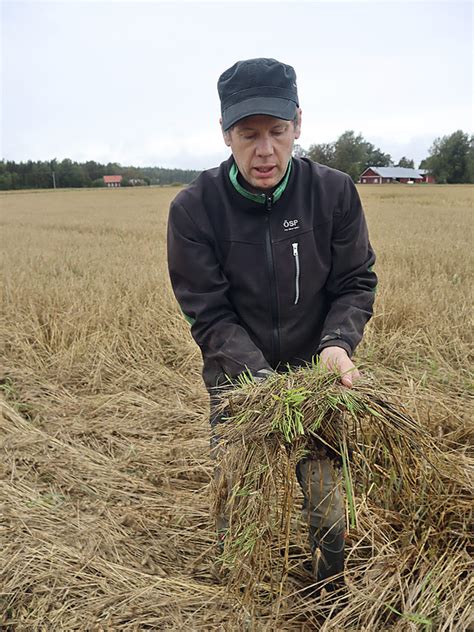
<box><xmin>0</xmin><ymin>159</ymin><xmax>200</xmax><ymax>190</ymax></box>
<box><xmin>0</xmin><ymin>130</ymin><xmax>472</xmax><ymax>190</ymax></box>
<box><xmin>298</xmin><ymin>129</ymin><xmax>473</xmax><ymax>184</ymax></box>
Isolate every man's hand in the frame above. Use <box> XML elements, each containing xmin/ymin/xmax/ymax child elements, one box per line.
<box><xmin>319</xmin><ymin>346</ymin><xmax>360</xmax><ymax>388</ymax></box>
<box><xmin>252</xmin><ymin>368</ymin><xmax>274</xmax><ymax>383</ymax></box>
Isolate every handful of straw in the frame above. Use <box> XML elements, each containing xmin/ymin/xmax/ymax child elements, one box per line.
<box><xmin>211</xmin><ymin>363</ymin><xmax>468</xmax><ymax>604</ymax></box>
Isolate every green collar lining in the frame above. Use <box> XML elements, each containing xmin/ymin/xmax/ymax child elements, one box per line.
<box><xmin>229</xmin><ymin>160</ymin><xmax>292</xmax><ymax>204</ymax></box>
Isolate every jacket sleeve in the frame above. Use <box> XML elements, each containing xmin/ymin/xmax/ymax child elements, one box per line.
<box><xmin>317</xmin><ymin>177</ymin><xmax>377</xmax><ymax>357</ymax></box>
<box><xmin>167</xmin><ymin>199</ymin><xmax>271</xmax><ymax>383</ymax></box>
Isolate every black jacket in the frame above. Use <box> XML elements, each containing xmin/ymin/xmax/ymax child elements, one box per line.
<box><xmin>167</xmin><ymin>156</ymin><xmax>377</xmax><ymax>387</ymax></box>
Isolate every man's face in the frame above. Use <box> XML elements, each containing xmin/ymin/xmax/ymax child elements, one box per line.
<box><xmin>222</xmin><ymin>111</ymin><xmax>302</xmax><ymax>192</ymax></box>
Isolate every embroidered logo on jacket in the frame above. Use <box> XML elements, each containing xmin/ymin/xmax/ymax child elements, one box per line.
<box><xmin>283</xmin><ymin>219</ymin><xmax>299</xmax><ymax>232</ymax></box>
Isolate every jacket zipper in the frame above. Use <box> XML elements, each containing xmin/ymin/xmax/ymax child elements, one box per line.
<box><xmin>264</xmin><ymin>195</ymin><xmax>280</xmax><ymax>364</ymax></box>
<box><xmin>292</xmin><ymin>242</ymin><xmax>300</xmax><ymax>305</ymax></box>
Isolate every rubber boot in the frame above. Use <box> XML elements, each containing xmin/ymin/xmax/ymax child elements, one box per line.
<box><xmin>309</xmin><ymin>525</ymin><xmax>345</xmax><ymax>592</ymax></box>
<box><xmin>217</xmin><ymin>517</ymin><xmax>228</xmax><ymax>555</ymax></box>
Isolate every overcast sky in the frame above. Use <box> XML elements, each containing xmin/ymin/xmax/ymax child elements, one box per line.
<box><xmin>1</xmin><ymin>0</ymin><xmax>472</xmax><ymax>169</ymax></box>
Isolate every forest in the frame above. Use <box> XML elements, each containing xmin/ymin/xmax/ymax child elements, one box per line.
<box><xmin>1</xmin><ymin>130</ymin><xmax>472</xmax><ymax>190</ymax></box>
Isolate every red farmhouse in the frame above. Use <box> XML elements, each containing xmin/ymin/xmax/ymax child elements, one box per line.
<box><xmin>359</xmin><ymin>167</ymin><xmax>435</xmax><ymax>184</ymax></box>
<box><xmin>103</xmin><ymin>175</ymin><xmax>123</xmax><ymax>188</ymax></box>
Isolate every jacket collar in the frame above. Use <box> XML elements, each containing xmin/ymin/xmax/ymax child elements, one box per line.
<box><xmin>229</xmin><ymin>159</ymin><xmax>292</xmax><ymax>204</ymax></box>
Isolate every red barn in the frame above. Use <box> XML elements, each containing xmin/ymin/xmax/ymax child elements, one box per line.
<box><xmin>103</xmin><ymin>175</ymin><xmax>123</xmax><ymax>188</ymax></box>
<box><xmin>359</xmin><ymin>167</ymin><xmax>435</xmax><ymax>184</ymax></box>
<box><xmin>419</xmin><ymin>170</ymin><xmax>436</xmax><ymax>184</ymax></box>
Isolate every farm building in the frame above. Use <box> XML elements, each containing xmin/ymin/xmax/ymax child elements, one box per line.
<box><xmin>103</xmin><ymin>175</ymin><xmax>123</xmax><ymax>188</ymax></box>
<box><xmin>359</xmin><ymin>167</ymin><xmax>435</xmax><ymax>184</ymax></box>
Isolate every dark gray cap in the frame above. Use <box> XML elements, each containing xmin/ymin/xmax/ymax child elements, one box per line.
<box><xmin>218</xmin><ymin>58</ymin><xmax>299</xmax><ymax>131</ymax></box>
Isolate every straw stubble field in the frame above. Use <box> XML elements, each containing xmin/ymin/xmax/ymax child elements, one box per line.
<box><xmin>0</xmin><ymin>184</ymin><xmax>472</xmax><ymax>630</ymax></box>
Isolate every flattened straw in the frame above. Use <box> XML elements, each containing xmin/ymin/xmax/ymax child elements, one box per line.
<box><xmin>211</xmin><ymin>364</ymin><xmax>469</xmax><ymax>605</ymax></box>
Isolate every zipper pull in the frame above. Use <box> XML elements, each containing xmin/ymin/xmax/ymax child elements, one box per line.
<box><xmin>292</xmin><ymin>242</ymin><xmax>300</xmax><ymax>305</ymax></box>
<box><xmin>265</xmin><ymin>195</ymin><xmax>272</xmax><ymax>212</ymax></box>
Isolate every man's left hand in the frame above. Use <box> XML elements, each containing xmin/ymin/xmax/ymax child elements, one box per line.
<box><xmin>319</xmin><ymin>346</ymin><xmax>360</xmax><ymax>388</ymax></box>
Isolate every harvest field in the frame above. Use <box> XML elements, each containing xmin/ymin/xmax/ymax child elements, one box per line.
<box><xmin>1</xmin><ymin>184</ymin><xmax>472</xmax><ymax>630</ymax></box>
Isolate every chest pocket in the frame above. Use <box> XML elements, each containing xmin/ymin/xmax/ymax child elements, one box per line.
<box><xmin>273</xmin><ymin>224</ymin><xmax>332</xmax><ymax>313</ymax></box>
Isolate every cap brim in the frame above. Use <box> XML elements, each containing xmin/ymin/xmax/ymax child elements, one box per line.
<box><xmin>222</xmin><ymin>96</ymin><xmax>297</xmax><ymax>131</ymax></box>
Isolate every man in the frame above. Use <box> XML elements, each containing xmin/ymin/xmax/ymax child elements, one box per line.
<box><xmin>167</xmin><ymin>58</ymin><xmax>377</xmax><ymax>592</ymax></box>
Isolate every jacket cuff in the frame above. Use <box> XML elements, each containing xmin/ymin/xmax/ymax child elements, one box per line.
<box><xmin>317</xmin><ymin>338</ymin><xmax>353</xmax><ymax>357</ymax></box>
